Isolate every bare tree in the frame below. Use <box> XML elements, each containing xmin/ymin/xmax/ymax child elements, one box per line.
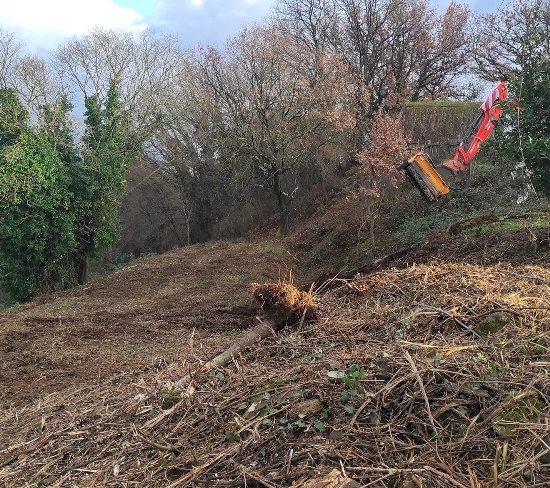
<box><xmin>14</xmin><ymin>55</ymin><xmax>64</xmax><ymax>113</ymax></box>
<box><xmin>145</xmin><ymin>54</ymin><xmax>233</xmax><ymax>244</ymax></box>
<box><xmin>409</xmin><ymin>2</ymin><xmax>470</xmax><ymax>100</ymax></box>
<box><xmin>471</xmin><ymin>0</ymin><xmax>550</xmax><ymax>81</ymax></box>
<box><xmin>198</xmin><ymin>26</ymin><xmax>360</xmax><ymax>232</ymax></box>
<box><xmin>0</xmin><ymin>30</ymin><xmax>65</xmax><ymax>116</ymax></box>
<box><xmin>337</xmin><ymin>0</ymin><xmax>470</xmax><ymax>108</ymax></box>
<box><xmin>275</xmin><ymin>0</ymin><xmax>339</xmax><ymax>52</ymax></box>
<box><xmin>0</xmin><ymin>28</ymin><xmax>22</xmax><ymax>89</ymax></box>
<box><xmin>54</xmin><ymin>29</ymin><xmax>182</xmax><ymax>131</ymax></box>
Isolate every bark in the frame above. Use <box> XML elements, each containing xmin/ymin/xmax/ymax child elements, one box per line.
<box><xmin>273</xmin><ymin>173</ymin><xmax>289</xmax><ymax>234</ymax></box>
<box><xmin>369</xmin><ymin>216</ymin><xmax>376</xmax><ymax>246</ymax></box>
<box><xmin>174</xmin><ymin>318</ymin><xmax>278</xmax><ymax>394</ymax></box>
<box><xmin>181</xmin><ymin>202</ymin><xmax>191</xmax><ymax>246</ymax></box>
<box><xmin>76</xmin><ymin>254</ymin><xmax>88</xmax><ymax>285</ymax></box>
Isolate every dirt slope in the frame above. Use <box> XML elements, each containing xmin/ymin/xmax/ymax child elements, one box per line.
<box><xmin>387</xmin><ymin>213</ymin><xmax>550</xmax><ymax>268</ymax></box>
<box><xmin>0</xmin><ymin>214</ymin><xmax>548</xmax><ymax>487</ymax></box>
<box><xmin>0</xmin><ymin>239</ymin><xmax>294</xmax><ymax>408</ymax></box>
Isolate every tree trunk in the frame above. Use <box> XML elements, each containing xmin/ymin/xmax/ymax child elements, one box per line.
<box><xmin>273</xmin><ymin>173</ymin><xmax>289</xmax><ymax>234</ymax></box>
<box><xmin>369</xmin><ymin>216</ymin><xmax>376</xmax><ymax>246</ymax></box>
<box><xmin>76</xmin><ymin>254</ymin><xmax>88</xmax><ymax>285</ymax></box>
<box><xmin>181</xmin><ymin>205</ymin><xmax>191</xmax><ymax>246</ymax></box>
<box><xmin>174</xmin><ymin>319</ymin><xmax>276</xmax><ymax>392</ymax></box>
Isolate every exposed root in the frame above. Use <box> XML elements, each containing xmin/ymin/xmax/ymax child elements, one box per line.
<box><xmin>252</xmin><ymin>281</ymin><xmax>317</xmax><ymax>323</ymax></box>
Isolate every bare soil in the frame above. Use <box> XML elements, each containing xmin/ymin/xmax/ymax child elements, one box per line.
<box><xmin>1</xmin><ymin>254</ymin><xmax>548</xmax><ymax>487</ymax></box>
<box><xmin>0</xmin><ymin>239</ymin><xmax>295</xmax><ymax>409</ymax></box>
<box><xmin>0</xmin><ymin>214</ymin><xmax>548</xmax><ymax>487</ymax></box>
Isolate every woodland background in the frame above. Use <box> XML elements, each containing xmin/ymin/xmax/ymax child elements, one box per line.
<box><xmin>0</xmin><ymin>0</ymin><xmax>548</xmax><ymax>301</ymax></box>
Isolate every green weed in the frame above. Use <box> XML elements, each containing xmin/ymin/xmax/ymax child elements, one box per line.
<box><xmin>467</xmin><ymin>217</ymin><xmax>549</xmax><ymax>236</ymax></box>
<box><xmin>328</xmin><ymin>364</ymin><xmax>368</xmax><ymax>415</ymax></box>
<box><xmin>161</xmin><ymin>390</ymin><xmax>181</xmax><ymax>410</ymax></box>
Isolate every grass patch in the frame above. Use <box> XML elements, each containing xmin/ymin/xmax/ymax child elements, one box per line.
<box><xmin>225</xmin><ymin>274</ymin><xmax>246</xmax><ymax>285</ymax></box>
<box><xmin>263</xmin><ymin>242</ymin><xmax>288</xmax><ymax>256</ymax></box>
<box><xmin>161</xmin><ymin>390</ymin><xmax>182</xmax><ymax>410</ymax></box>
<box><xmin>467</xmin><ymin>216</ymin><xmax>549</xmax><ymax>236</ymax></box>
<box><xmin>0</xmin><ymin>300</ymin><xmax>17</xmax><ymax>311</ymax></box>
<box><xmin>492</xmin><ymin>395</ymin><xmax>546</xmax><ymax>437</ymax></box>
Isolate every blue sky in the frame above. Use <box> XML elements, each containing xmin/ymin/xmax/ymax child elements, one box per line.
<box><xmin>124</xmin><ymin>0</ymin><xmax>504</xmax><ymax>47</ymax></box>
<box><xmin>150</xmin><ymin>0</ymin><xmax>276</xmax><ymax>47</ymax></box>
<box><xmin>0</xmin><ymin>0</ymin><xmax>505</xmax><ymax>50</ymax></box>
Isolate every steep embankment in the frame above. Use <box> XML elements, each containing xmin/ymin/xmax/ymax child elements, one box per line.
<box><xmin>0</xmin><ymin>213</ymin><xmax>548</xmax><ymax>486</ymax></box>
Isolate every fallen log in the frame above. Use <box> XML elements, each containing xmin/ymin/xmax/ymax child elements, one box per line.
<box><xmin>174</xmin><ymin>281</ymin><xmax>317</xmax><ymax>400</ymax></box>
<box><xmin>143</xmin><ymin>281</ymin><xmax>316</xmax><ymax>430</ymax></box>
<box><xmin>174</xmin><ymin>318</ymin><xmax>277</xmax><ymax>392</ymax></box>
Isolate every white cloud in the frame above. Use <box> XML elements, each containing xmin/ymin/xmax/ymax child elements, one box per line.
<box><xmin>188</xmin><ymin>0</ymin><xmax>270</xmax><ymax>8</ymax></box>
<box><xmin>0</xmin><ymin>0</ymin><xmax>147</xmax><ymax>49</ymax></box>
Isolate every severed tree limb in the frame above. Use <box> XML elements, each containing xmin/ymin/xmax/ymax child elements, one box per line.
<box><xmin>174</xmin><ymin>282</ymin><xmax>316</xmax><ymax>401</ymax></box>
<box><xmin>142</xmin><ymin>282</ymin><xmax>316</xmax><ymax>425</ymax></box>
<box><xmin>134</xmin><ymin>429</ymin><xmax>181</xmax><ymax>453</ymax></box>
<box><xmin>404</xmin><ymin>350</ymin><xmax>438</xmax><ymax>434</ymax></box>
<box><xmin>155</xmin><ymin>281</ymin><xmax>317</xmax><ymax>412</ymax></box>
<box><xmin>144</xmin><ymin>319</ymin><xmax>280</xmax><ymax>431</ymax></box>
<box><xmin>175</xmin><ymin>318</ymin><xmax>278</xmax><ymax>398</ymax></box>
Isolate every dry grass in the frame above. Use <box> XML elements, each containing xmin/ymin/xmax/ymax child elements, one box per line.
<box><xmin>252</xmin><ymin>281</ymin><xmax>317</xmax><ymax>323</ymax></box>
<box><xmin>0</xmin><ymin>261</ymin><xmax>548</xmax><ymax>487</ymax></box>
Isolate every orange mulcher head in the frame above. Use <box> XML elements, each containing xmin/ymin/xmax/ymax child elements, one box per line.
<box><xmin>400</xmin><ymin>152</ymin><xmax>451</xmax><ymax>202</ymax></box>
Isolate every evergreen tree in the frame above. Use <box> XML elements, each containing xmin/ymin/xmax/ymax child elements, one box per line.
<box><xmin>40</xmin><ymin>94</ymin><xmax>81</xmax><ymax>169</ymax></box>
<box><xmin>0</xmin><ymin>89</ymin><xmax>27</xmax><ymax>146</ymax></box>
<box><xmin>512</xmin><ymin>58</ymin><xmax>550</xmax><ymax>195</ymax></box>
<box><xmin>75</xmin><ymin>81</ymin><xmax>139</xmax><ymax>283</ymax></box>
<box><xmin>497</xmin><ymin>1</ymin><xmax>550</xmax><ymax>196</ymax></box>
<box><xmin>0</xmin><ymin>91</ymin><xmax>76</xmax><ymax>299</ymax></box>
<box><xmin>0</xmin><ymin>81</ymin><xmax>143</xmax><ymax>299</ymax></box>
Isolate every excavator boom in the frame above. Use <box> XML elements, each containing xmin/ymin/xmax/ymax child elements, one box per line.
<box><xmin>401</xmin><ymin>81</ymin><xmax>508</xmax><ymax>201</ymax></box>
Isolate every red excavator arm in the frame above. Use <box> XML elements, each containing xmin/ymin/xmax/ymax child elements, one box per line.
<box><xmin>442</xmin><ymin>81</ymin><xmax>508</xmax><ymax>173</ymax></box>
<box><xmin>401</xmin><ymin>81</ymin><xmax>509</xmax><ymax>201</ymax></box>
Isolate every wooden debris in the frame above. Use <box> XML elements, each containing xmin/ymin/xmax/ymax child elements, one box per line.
<box><xmin>292</xmin><ymin>469</ymin><xmax>360</xmax><ymax>488</ymax></box>
<box><xmin>173</xmin><ymin>281</ymin><xmax>316</xmax><ymax>398</ymax></box>
<box><xmin>1</xmin><ymin>262</ymin><xmax>548</xmax><ymax>487</ymax></box>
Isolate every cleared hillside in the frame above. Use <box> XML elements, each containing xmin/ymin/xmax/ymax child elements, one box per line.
<box><xmin>0</xmin><ymin>239</ymin><xmax>294</xmax><ymax>408</ymax></box>
<box><xmin>0</xmin><ymin>214</ymin><xmax>548</xmax><ymax>487</ymax></box>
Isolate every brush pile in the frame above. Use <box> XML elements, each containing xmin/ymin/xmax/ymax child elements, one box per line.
<box><xmin>1</xmin><ymin>261</ymin><xmax>548</xmax><ymax>487</ymax></box>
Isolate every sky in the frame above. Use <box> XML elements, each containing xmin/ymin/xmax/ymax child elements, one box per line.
<box><xmin>0</xmin><ymin>0</ymin><xmax>504</xmax><ymax>51</ymax></box>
